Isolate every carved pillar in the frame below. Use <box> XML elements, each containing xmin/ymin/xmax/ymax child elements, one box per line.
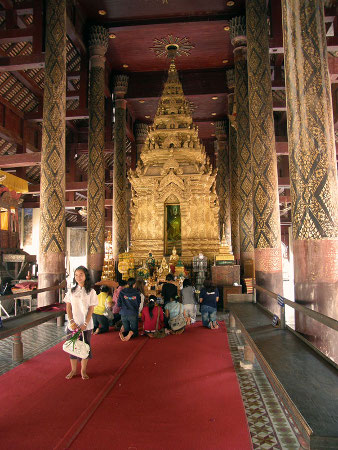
<box><xmin>38</xmin><ymin>0</ymin><xmax>66</xmax><ymax>306</ymax></box>
<box><xmin>113</xmin><ymin>75</ymin><xmax>129</xmax><ymax>259</ymax></box>
<box><xmin>230</xmin><ymin>16</ymin><xmax>254</xmax><ymax>272</ymax></box>
<box><xmin>227</xmin><ymin>69</ymin><xmax>240</xmax><ymax>261</ymax></box>
<box><xmin>135</xmin><ymin>122</ymin><xmax>148</xmax><ymax>165</ymax></box>
<box><xmin>282</xmin><ymin>0</ymin><xmax>338</xmax><ymax>361</ymax></box>
<box><xmin>246</xmin><ymin>0</ymin><xmax>283</xmax><ymax>315</ymax></box>
<box><xmin>87</xmin><ymin>26</ymin><xmax>108</xmax><ymax>283</ymax></box>
<box><xmin>215</xmin><ymin>120</ymin><xmax>231</xmax><ymax>245</ymax></box>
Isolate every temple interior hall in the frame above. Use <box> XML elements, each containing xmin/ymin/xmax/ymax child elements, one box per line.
<box><xmin>0</xmin><ymin>0</ymin><xmax>337</xmax><ymax>449</ymax></box>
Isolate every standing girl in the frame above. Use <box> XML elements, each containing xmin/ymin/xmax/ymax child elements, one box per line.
<box><xmin>64</xmin><ymin>266</ymin><xmax>98</xmax><ymax>379</ymax></box>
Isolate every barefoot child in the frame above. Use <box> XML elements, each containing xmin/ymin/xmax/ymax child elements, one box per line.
<box><xmin>64</xmin><ymin>266</ymin><xmax>98</xmax><ymax>379</ymax></box>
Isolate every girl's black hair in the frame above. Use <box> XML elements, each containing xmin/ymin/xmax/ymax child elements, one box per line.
<box><xmin>183</xmin><ymin>278</ymin><xmax>191</xmax><ymax>288</ymax></box>
<box><xmin>101</xmin><ymin>285</ymin><xmax>110</xmax><ymax>294</ymax></box>
<box><xmin>203</xmin><ymin>279</ymin><xmax>215</xmax><ymax>293</ymax></box>
<box><xmin>166</xmin><ymin>273</ymin><xmax>174</xmax><ymax>281</ymax></box>
<box><xmin>127</xmin><ymin>277</ymin><xmax>136</xmax><ymax>288</ymax></box>
<box><xmin>148</xmin><ymin>295</ymin><xmax>157</xmax><ymax>318</ymax></box>
<box><xmin>119</xmin><ymin>280</ymin><xmax>127</xmax><ymax>287</ymax></box>
<box><xmin>71</xmin><ymin>266</ymin><xmax>92</xmax><ymax>294</ymax></box>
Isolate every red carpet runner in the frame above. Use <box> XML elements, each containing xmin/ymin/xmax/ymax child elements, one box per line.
<box><xmin>0</xmin><ymin>322</ymin><xmax>252</xmax><ymax>450</ymax></box>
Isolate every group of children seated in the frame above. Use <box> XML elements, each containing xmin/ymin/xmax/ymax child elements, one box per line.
<box><xmin>92</xmin><ymin>273</ymin><xmax>220</xmax><ymax>341</ymax></box>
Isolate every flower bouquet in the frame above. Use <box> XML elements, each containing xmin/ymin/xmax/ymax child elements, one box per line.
<box><xmin>62</xmin><ymin>329</ymin><xmax>90</xmax><ymax>359</ymax></box>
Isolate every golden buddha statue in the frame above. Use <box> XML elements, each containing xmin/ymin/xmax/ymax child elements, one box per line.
<box><xmin>158</xmin><ymin>256</ymin><xmax>169</xmax><ymax>278</ymax></box>
<box><xmin>146</xmin><ymin>251</ymin><xmax>156</xmax><ymax>277</ymax></box>
<box><xmin>169</xmin><ymin>246</ymin><xmax>179</xmax><ymax>273</ymax></box>
<box><xmin>167</xmin><ymin>205</ymin><xmax>181</xmax><ymax>242</ymax></box>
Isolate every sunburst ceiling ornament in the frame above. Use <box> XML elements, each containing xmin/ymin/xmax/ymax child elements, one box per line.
<box><xmin>150</xmin><ymin>35</ymin><xmax>195</xmax><ymax>58</ymax></box>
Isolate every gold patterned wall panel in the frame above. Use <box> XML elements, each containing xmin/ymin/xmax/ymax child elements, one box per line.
<box><xmin>282</xmin><ymin>0</ymin><xmax>338</xmax><ymax>240</ymax></box>
<box><xmin>247</xmin><ymin>0</ymin><xmax>282</xmax><ymax>251</ymax></box>
<box><xmin>40</xmin><ymin>0</ymin><xmax>66</xmax><ymax>257</ymax></box>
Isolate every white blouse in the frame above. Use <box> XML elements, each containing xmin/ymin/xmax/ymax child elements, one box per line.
<box><xmin>64</xmin><ymin>286</ymin><xmax>98</xmax><ymax>330</ymax></box>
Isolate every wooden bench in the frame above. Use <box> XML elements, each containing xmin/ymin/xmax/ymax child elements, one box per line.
<box><xmin>229</xmin><ymin>303</ymin><xmax>338</xmax><ymax>449</ymax></box>
<box><xmin>0</xmin><ymin>281</ymin><xmax>66</xmax><ymax>362</ymax></box>
<box><xmin>0</xmin><ymin>305</ymin><xmax>66</xmax><ymax>362</ymax></box>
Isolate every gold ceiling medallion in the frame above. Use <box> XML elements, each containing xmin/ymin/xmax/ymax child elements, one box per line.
<box><xmin>150</xmin><ymin>35</ymin><xmax>195</xmax><ymax>58</ymax></box>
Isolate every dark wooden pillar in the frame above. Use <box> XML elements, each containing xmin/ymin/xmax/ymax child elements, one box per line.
<box><xmin>246</xmin><ymin>0</ymin><xmax>283</xmax><ymax>315</ymax></box>
<box><xmin>38</xmin><ymin>0</ymin><xmax>66</xmax><ymax>306</ymax></box>
<box><xmin>230</xmin><ymin>16</ymin><xmax>255</xmax><ymax>274</ymax></box>
<box><xmin>282</xmin><ymin>0</ymin><xmax>338</xmax><ymax>361</ymax></box>
<box><xmin>87</xmin><ymin>26</ymin><xmax>108</xmax><ymax>283</ymax></box>
<box><xmin>113</xmin><ymin>75</ymin><xmax>129</xmax><ymax>260</ymax></box>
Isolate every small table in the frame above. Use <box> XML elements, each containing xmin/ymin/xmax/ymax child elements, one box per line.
<box><xmin>11</xmin><ymin>289</ymin><xmax>34</xmax><ymax>316</ymax></box>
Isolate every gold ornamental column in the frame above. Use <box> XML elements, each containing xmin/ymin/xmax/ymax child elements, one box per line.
<box><xmin>113</xmin><ymin>75</ymin><xmax>129</xmax><ymax>259</ymax></box>
<box><xmin>135</xmin><ymin>122</ymin><xmax>148</xmax><ymax>165</ymax></box>
<box><xmin>246</xmin><ymin>0</ymin><xmax>283</xmax><ymax>315</ymax></box>
<box><xmin>38</xmin><ymin>0</ymin><xmax>66</xmax><ymax>306</ymax></box>
<box><xmin>282</xmin><ymin>0</ymin><xmax>338</xmax><ymax>361</ymax></box>
<box><xmin>227</xmin><ymin>69</ymin><xmax>240</xmax><ymax>262</ymax></box>
<box><xmin>87</xmin><ymin>26</ymin><xmax>108</xmax><ymax>283</ymax></box>
<box><xmin>230</xmin><ymin>17</ymin><xmax>254</xmax><ymax>272</ymax></box>
<box><xmin>215</xmin><ymin>120</ymin><xmax>231</xmax><ymax>245</ymax></box>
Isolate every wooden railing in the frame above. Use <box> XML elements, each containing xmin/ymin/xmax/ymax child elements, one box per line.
<box><xmin>253</xmin><ymin>283</ymin><xmax>338</xmax><ymax>367</ymax></box>
<box><xmin>253</xmin><ymin>283</ymin><xmax>338</xmax><ymax>332</ymax></box>
<box><xmin>0</xmin><ymin>281</ymin><xmax>67</xmax><ymax>362</ymax></box>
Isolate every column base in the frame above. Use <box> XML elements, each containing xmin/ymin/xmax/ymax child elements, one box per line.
<box><xmin>294</xmin><ymin>239</ymin><xmax>338</xmax><ymax>363</ymax></box>
<box><xmin>38</xmin><ymin>253</ymin><xmax>65</xmax><ymax>306</ymax></box>
<box><xmin>38</xmin><ymin>272</ymin><xmax>65</xmax><ymax>306</ymax></box>
<box><xmin>255</xmin><ymin>247</ymin><xmax>283</xmax><ymax>316</ymax></box>
<box><xmin>255</xmin><ymin>270</ymin><xmax>283</xmax><ymax>316</ymax></box>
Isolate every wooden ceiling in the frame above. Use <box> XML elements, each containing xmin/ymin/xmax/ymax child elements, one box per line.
<box><xmin>0</xmin><ymin>0</ymin><xmax>337</xmax><ymax>226</ymax></box>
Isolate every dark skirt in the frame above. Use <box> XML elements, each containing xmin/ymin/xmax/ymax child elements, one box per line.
<box><xmin>66</xmin><ymin>328</ymin><xmax>93</xmax><ymax>360</ymax></box>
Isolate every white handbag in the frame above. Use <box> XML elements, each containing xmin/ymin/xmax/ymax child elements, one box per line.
<box><xmin>63</xmin><ymin>332</ymin><xmax>90</xmax><ymax>359</ymax></box>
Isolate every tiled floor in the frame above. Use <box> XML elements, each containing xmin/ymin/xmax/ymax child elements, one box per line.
<box><xmin>227</xmin><ymin>327</ymin><xmax>307</xmax><ymax>449</ymax></box>
<box><xmin>0</xmin><ymin>322</ymin><xmax>66</xmax><ymax>375</ymax></box>
<box><xmin>0</xmin><ymin>316</ymin><xmax>307</xmax><ymax>449</ymax></box>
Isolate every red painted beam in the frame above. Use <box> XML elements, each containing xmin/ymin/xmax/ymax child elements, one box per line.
<box><xmin>0</xmin><ymin>0</ymin><xmax>14</xmax><ymax>9</ymax></box>
<box><xmin>0</xmin><ymin>54</ymin><xmax>45</xmax><ymax>72</ymax></box>
<box><xmin>29</xmin><ymin>181</ymin><xmax>88</xmax><ymax>194</ymax></box>
<box><xmin>278</xmin><ymin>177</ymin><xmax>290</xmax><ymax>188</ymax></box>
<box><xmin>0</xmin><ymin>152</ymin><xmax>41</xmax><ymax>168</ymax></box>
<box><xmin>25</xmin><ymin>108</ymin><xmax>89</xmax><ymax>121</ymax></box>
<box><xmin>280</xmin><ymin>196</ymin><xmax>291</xmax><ymax>203</ymax></box>
<box><xmin>22</xmin><ymin>199</ymin><xmax>113</xmax><ymax>208</ymax></box>
<box><xmin>0</xmin><ymin>26</ymin><xmax>34</xmax><ymax>44</ymax></box>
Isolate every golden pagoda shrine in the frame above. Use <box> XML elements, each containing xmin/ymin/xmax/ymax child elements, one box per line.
<box><xmin>129</xmin><ymin>60</ymin><xmax>219</xmax><ymax>262</ymax></box>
